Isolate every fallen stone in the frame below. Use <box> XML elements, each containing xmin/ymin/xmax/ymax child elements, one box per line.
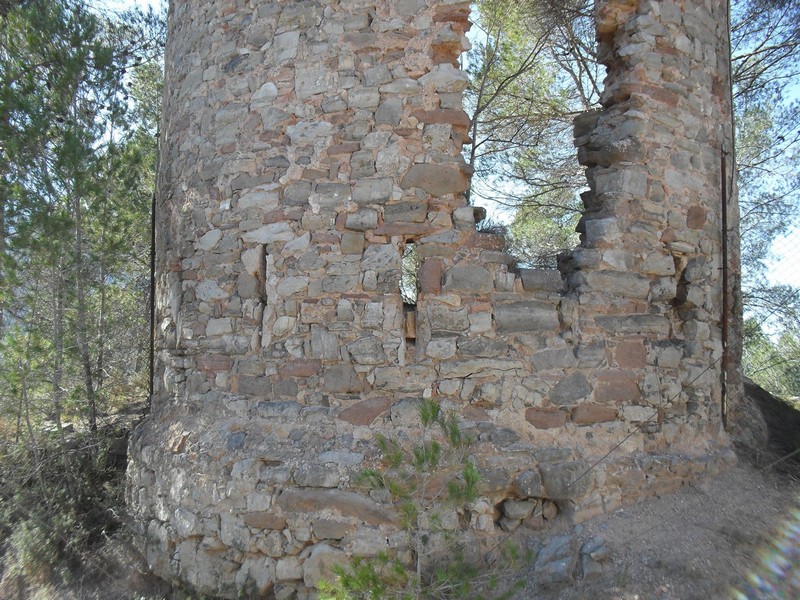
<box><xmin>535</xmin><ymin>535</ymin><xmax>578</xmax><ymax>585</ymax></box>
<box><xmin>502</xmin><ymin>499</ymin><xmax>537</xmax><ymax>520</ymax></box>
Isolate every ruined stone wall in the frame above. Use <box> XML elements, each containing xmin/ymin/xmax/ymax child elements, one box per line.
<box><xmin>128</xmin><ymin>0</ymin><xmax>739</xmax><ymax>597</ymax></box>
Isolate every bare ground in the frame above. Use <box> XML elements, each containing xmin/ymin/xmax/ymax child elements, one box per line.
<box><xmin>523</xmin><ymin>458</ymin><xmax>800</xmax><ymax>600</ymax></box>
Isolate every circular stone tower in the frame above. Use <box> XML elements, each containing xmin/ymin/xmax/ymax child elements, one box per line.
<box><xmin>128</xmin><ymin>0</ymin><xmax>740</xmax><ymax>597</ymax></box>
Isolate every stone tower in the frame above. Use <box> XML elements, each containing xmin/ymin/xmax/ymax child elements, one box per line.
<box><xmin>128</xmin><ymin>0</ymin><xmax>741</xmax><ymax>596</ymax></box>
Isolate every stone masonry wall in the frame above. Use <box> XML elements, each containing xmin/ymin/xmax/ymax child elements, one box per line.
<box><xmin>127</xmin><ymin>0</ymin><xmax>740</xmax><ymax>597</ymax></box>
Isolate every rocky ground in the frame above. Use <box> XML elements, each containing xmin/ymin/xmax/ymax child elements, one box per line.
<box><xmin>518</xmin><ymin>458</ymin><xmax>800</xmax><ymax>599</ymax></box>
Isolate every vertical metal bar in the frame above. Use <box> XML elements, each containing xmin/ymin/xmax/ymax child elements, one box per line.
<box><xmin>721</xmin><ymin>150</ymin><xmax>729</xmax><ymax>429</ymax></box>
<box><xmin>149</xmin><ymin>188</ymin><xmax>156</xmax><ymax>406</ymax></box>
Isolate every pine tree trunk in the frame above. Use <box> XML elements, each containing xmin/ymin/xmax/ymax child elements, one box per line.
<box><xmin>73</xmin><ymin>192</ymin><xmax>98</xmax><ymax>434</ymax></box>
<box><xmin>52</xmin><ymin>262</ymin><xmax>75</xmax><ymax>502</ymax></box>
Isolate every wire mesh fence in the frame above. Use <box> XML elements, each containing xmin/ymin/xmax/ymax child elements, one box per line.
<box><xmin>742</xmin><ymin>222</ymin><xmax>800</xmax><ymax>403</ymax></box>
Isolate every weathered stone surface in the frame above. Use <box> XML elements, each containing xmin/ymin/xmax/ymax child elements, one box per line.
<box><xmin>243</xmin><ymin>512</ymin><xmax>287</xmax><ymax>530</ymax></box>
<box><xmin>595</xmin><ymin>315</ymin><xmax>671</xmax><ymax>335</ymax></box>
<box><xmin>426</xmin><ymin>337</ymin><xmax>457</xmax><ymax>359</ymax></box>
<box><xmin>595</xmin><ymin>371</ymin><xmax>641</xmax><ymax>404</ymax></box>
<box><xmin>419</xmin><ymin>63</ymin><xmax>470</xmax><ymax>92</ymax></box>
<box><xmin>457</xmin><ymin>336</ymin><xmax>508</xmax><ymax>358</ymax></box>
<box><xmin>531</xmin><ymin>348</ymin><xmax>578</xmax><ymax>371</ymax></box>
<box><xmin>513</xmin><ymin>469</ymin><xmax>543</xmax><ymax>498</ymax></box>
<box><xmin>276</xmin><ymin>490</ymin><xmax>399</xmax><ymax>526</ymax></box>
<box><xmin>495</xmin><ymin>302</ymin><xmax>560</xmax><ymax>332</ymax></box>
<box><xmin>520</xmin><ymin>268</ymin><xmax>564</xmax><ymax>291</ymax></box>
<box><xmin>525</xmin><ymin>408</ymin><xmax>568</xmax><ymax>429</ymax></box>
<box><xmin>418</xmin><ymin>259</ymin><xmax>444</xmax><ymax>293</ymax></box>
<box><xmin>294</xmin><ymin>465</ymin><xmax>340</xmax><ymax>488</ymax></box>
<box><xmin>312</xmin><ymin>519</ymin><xmax>352</xmax><ymax>540</ymax></box>
<box><xmin>362</xmin><ymin>244</ymin><xmax>401</xmax><ymax>272</ymax></box>
<box><xmin>535</xmin><ymin>535</ymin><xmax>579</xmax><ymax>585</ymax></box>
<box><xmin>338</xmin><ymin>397</ymin><xmax>393</xmax><ymax>426</ymax></box>
<box><xmin>376</xmin><ymin>98</ymin><xmax>403</xmax><ymax>126</ymax></box>
<box><xmin>341</xmin><ymin>232</ymin><xmax>365</xmax><ymax>255</ymax></box>
<box><xmin>571</xmin><ymin>404</ymin><xmax>618</xmax><ymax>425</ymax></box>
<box><xmin>374</xmin><ymin>367</ymin><xmax>433</xmax><ymax>392</ymax></box>
<box><xmin>443</xmin><ymin>265</ymin><xmax>493</xmax><ymax>293</ymax></box>
<box><xmin>303</xmin><ymin>544</ymin><xmax>349</xmax><ymax>589</ymax></box>
<box><xmin>242</xmin><ymin>222</ymin><xmax>295</xmax><ymax>244</ymax></box>
<box><xmin>549</xmin><ymin>373</ymin><xmax>591</xmax><ymax>406</ymax></box>
<box><xmin>352</xmin><ymin>178</ymin><xmax>393</xmax><ymax>203</ymax></box>
<box><xmin>279</xmin><ymin>360</ymin><xmax>321</xmax><ymax>378</ymax></box>
<box><xmin>502</xmin><ymin>499</ymin><xmax>537</xmax><ymax>520</ymax></box>
<box><xmin>323</xmin><ymin>365</ymin><xmax>361</xmax><ymax>394</ymax></box>
<box><xmin>346</xmin><ymin>336</ymin><xmax>387</xmax><ymax>365</ymax></box>
<box><xmin>384</xmin><ymin>202</ymin><xmax>428</xmax><ymax>223</ymax></box>
<box><xmin>345</xmin><ymin>208</ymin><xmax>378</xmax><ymax>231</ymax></box>
<box><xmin>400</xmin><ymin>164</ymin><xmax>470</xmax><ymax>197</ymax></box>
<box><xmin>438</xmin><ymin>359</ymin><xmax>523</xmax><ymax>379</ymax></box>
<box><xmin>540</xmin><ymin>462</ymin><xmax>591</xmax><ymax>500</ymax></box>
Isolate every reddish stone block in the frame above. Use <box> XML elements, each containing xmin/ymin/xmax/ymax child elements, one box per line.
<box><xmin>197</xmin><ymin>355</ymin><xmax>233</xmax><ymax>372</ymax></box>
<box><xmin>372</xmin><ymin>223</ymin><xmax>435</xmax><ymax>237</ymax></box>
<box><xmin>243</xmin><ymin>512</ymin><xmax>287</xmax><ymax>530</ymax></box>
<box><xmin>615</xmin><ymin>339</ymin><xmax>646</xmax><ymax>368</ymax></box>
<box><xmin>400</xmin><ymin>164</ymin><xmax>470</xmax><ymax>197</ymax></box>
<box><xmin>687</xmin><ymin>205</ymin><xmax>707</xmax><ymax>229</ymax></box>
<box><xmin>285</xmin><ymin>208</ymin><xmax>304</xmax><ymax>221</ymax></box>
<box><xmin>418</xmin><ymin>258</ymin><xmax>443</xmax><ymax>294</ymax></box>
<box><xmin>571</xmin><ymin>404</ymin><xmax>618</xmax><ymax>425</ymax></box>
<box><xmin>312</xmin><ymin>233</ymin><xmax>340</xmax><ymax>244</ymax></box>
<box><xmin>464</xmin><ymin>230</ymin><xmax>505</xmax><ymax>250</ymax></box>
<box><xmin>264</xmin><ymin>209</ymin><xmax>285</xmax><ymax>223</ymax></box>
<box><xmin>525</xmin><ymin>407</ymin><xmax>568</xmax><ymax>429</ymax></box>
<box><xmin>327</xmin><ymin>142</ymin><xmax>360</xmax><ymax>154</ymax></box>
<box><xmin>594</xmin><ymin>370</ymin><xmax>641</xmax><ymax>404</ymax></box>
<box><xmin>338</xmin><ymin>397</ymin><xmax>393</xmax><ymax>426</ymax></box>
<box><xmin>279</xmin><ymin>360</ymin><xmax>322</xmax><ymax>378</ymax></box>
<box><xmin>463</xmin><ymin>405</ymin><xmax>490</xmax><ymax>421</ymax></box>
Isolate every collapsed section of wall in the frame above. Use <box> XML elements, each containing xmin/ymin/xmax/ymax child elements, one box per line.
<box><xmin>128</xmin><ymin>0</ymin><xmax>739</xmax><ymax>597</ymax></box>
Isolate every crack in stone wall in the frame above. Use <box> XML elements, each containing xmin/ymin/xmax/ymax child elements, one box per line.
<box><xmin>128</xmin><ymin>0</ymin><xmax>741</xmax><ymax>597</ymax></box>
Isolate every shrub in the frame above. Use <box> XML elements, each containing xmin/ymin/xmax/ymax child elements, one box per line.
<box><xmin>319</xmin><ymin>398</ymin><xmax>528</xmax><ymax>600</ymax></box>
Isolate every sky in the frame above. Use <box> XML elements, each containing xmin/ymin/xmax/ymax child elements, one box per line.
<box><xmin>766</xmin><ymin>227</ymin><xmax>800</xmax><ymax>288</ymax></box>
<box><xmin>99</xmin><ymin>0</ymin><xmax>163</xmax><ymax>13</ymax></box>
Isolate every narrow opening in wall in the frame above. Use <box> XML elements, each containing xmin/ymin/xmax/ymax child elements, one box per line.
<box><xmin>401</xmin><ymin>241</ymin><xmax>419</xmax><ymax>341</ymax></box>
<box><xmin>401</xmin><ymin>242</ymin><xmax>419</xmax><ymax>306</ymax></box>
<box><xmin>464</xmin><ymin>2</ymin><xmax>596</xmax><ymax>271</ymax></box>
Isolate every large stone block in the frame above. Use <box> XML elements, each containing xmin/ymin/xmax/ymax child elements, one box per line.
<box><xmin>400</xmin><ymin>164</ymin><xmax>470</xmax><ymax>197</ymax></box>
<box><xmin>276</xmin><ymin>489</ymin><xmax>399</xmax><ymax>526</ymax></box>
<box><xmin>494</xmin><ymin>301</ymin><xmax>560</xmax><ymax>333</ymax></box>
<box><xmin>443</xmin><ymin>265</ymin><xmax>493</xmax><ymax>293</ymax></box>
<box><xmin>540</xmin><ymin>462</ymin><xmax>591</xmax><ymax>500</ymax></box>
<box><xmin>548</xmin><ymin>373</ymin><xmax>591</xmax><ymax>406</ymax></box>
